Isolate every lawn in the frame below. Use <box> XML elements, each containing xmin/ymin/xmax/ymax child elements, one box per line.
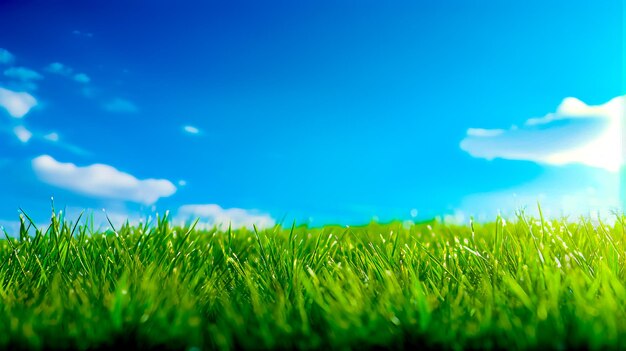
<box><xmin>1</xmin><ymin>209</ymin><xmax>625</xmax><ymax>350</ymax></box>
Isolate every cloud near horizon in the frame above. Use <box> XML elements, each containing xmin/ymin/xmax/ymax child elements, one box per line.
<box><xmin>454</xmin><ymin>168</ymin><xmax>621</xmax><ymax>222</ymax></box>
<box><xmin>32</xmin><ymin>155</ymin><xmax>176</xmax><ymax>205</ymax></box>
<box><xmin>177</xmin><ymin>204</ymin><xmax>275</xmax><ymax>230</ymax></box>
<box><xmin>460</xmin><ymin>96</ymin><xmax>624</xmax><ymax>172</ymax></box>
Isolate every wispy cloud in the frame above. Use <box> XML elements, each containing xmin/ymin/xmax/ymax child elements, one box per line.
<box><xmin>0</xmin><ymin>71</ymin><xmax>88</xmax><ymax>154</ymax></box>
<box><xmin>0</xmin><ymin>87</ymin><xmax>37</xmax><ymax>118</ymax></box>
<box><xmin>0</xmin><ymin>48</ymin><xmax>14</xmax><ymax>65</ymax></box>
<box><xmin>466</xmin><ymin>128</ymin><xmax>506</xmax><ymax>137</ymax></box>
<box><xmin>177</xmin><ymin>204</ymin><xmax>275</xmax><ymax>230</ymax></box>
<box><xmin>182</xmin><ymin>125</ymin><xmax>200</xmax><ymax>134</ymax></box>
<box><xmin>38</xmin><ymin>131</ymin><xmax>91</xmax><ymax>155</ymax></box>
<box><xmin>43</xmin><ymin>132</ymin><xmax>59</xmax><ymax>142</ymax></box>
<box><xmin>12</xmin><ymin>125</ymin><xmax>32</xmax><ymax>143</ymax></box>
<box><xmin>46</xmin><ymin>62</ymin><xmax>73</xmax><ymax>76</ymax></box>
<box><xmin>3</xmin><ymin>125</ymin><xmax>90</xmax><ymax>155</ymax></box>
<box><xmin>73</xmin><ymin>73</ymin><xmax>90</xmax><ymax>84</ymax></box>
<box><xmin>460</xmin><ymin>96</ymin><xmax>623</xmax><ymax>172</ymax></box>
<box><xmin>4</xmin><ymin>67</ymin><xmax>43</xmax><ymax>81</ymax></box>
<box><xmin>72</xmin><ymin>30</ymin><xmax>94</xmax><ymax>38</ymax></box>
<box><xmin>32</xmin><ymin>155</ymin><xmax>176</xmax><ymax>205</ymax></box>
<box><xmin>104</xmin><ymin>98</ymin><xmax>138</xmax><ymax>113</ymax></box>
<box><xmin>46</xmin><ymin>62</ymin><xmax>90</xmax><ymax>84</ymax></box>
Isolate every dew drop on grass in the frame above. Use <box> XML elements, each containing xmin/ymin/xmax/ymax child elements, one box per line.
<box><xmin>390</xmin><ymin>315</ymin><xmax>401</xmax><ymax>326</ymax></box>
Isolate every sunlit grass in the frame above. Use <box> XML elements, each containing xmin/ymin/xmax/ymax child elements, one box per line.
<box><xmin>1</xmin><ymin>208</ymin><xmax>626</xmax><ymax>350</ymax></box>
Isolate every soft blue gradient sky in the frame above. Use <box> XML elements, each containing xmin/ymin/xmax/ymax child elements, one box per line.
<box><xmin>0</xmin><ymin>1</ymin><xmax>623</xmax><ymax>230</ymax></box>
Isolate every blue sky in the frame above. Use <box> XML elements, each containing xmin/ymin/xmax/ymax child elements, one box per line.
<box><xmin>0</xmin><ymin>1</ymin><xmax>624</xmax><ymax>231</ymax></box>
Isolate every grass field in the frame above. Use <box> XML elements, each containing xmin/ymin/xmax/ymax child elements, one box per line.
<box><xmin>1</xmin><ymin>209</ymin><xmax>626</xmax><ymax>350</ymax></box>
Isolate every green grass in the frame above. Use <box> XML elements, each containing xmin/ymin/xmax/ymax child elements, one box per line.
<box><xmin>1</xmin><ymin>209</ymin><xmax>626</xmax><ymax>350</ymax></box>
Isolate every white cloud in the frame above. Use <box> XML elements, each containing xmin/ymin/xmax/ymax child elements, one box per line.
<box><xmin>0</xmin><ymin>87</ymin><xmax>37</xmax><ymax>118</ymax></box>
<box><xmin>2</xmin><ymin>126</ymin><xmax>89</xmax><ymax>155</ymax></box>
<box><xmin>46</xmin><ymin>62</ymin><xmax>73</xmax><ymax>76</ymax></box>
<box><xmin>455</xmin><ymin>167</ymin><xmax>621</xmax><ymax>222</ymax></box>
<box><xmin>183</xmin><ymin>125</ymin><xmax>200</xmax><ymax>134</ymax></box>
<box><xmin>0</xmin><ymin>48</ymin><xmax>14</xmax><ymax>65</ymax></box>
<box><xmin>43</xmin><ymin>132</ymin><xmax>59</xmax><ymax>142</ymax></box>
<box><xmin>4</xmin><ymin>67</ymin><xmax>43</xmax><ymax>81</ymax></box>
<box><xmin>73</xmin><ymin>73</ymin><xmax>90</xmax><ymax>83</ymax></box>
<box><xmin>72</xmin><ymin>30</ymin><xmax>94</xmax><ymax>38</ymax></box>
<box><xmin>460</xmin><ymin>95</ymin><xmax>624</xmax><ymax>172</ymax></box>
<box><xmin>46</xmin><ymin>63</ymin><xmax>91</xmax><ymax>84</ymax></box>
<box><xmin>32</xmin><ymin>155</ymin><xmax>177</xmax><ymax>205</ymax></box>
<box><xmin>104</xmin><ymin>98</ymin><xmax>138</xmax><ymax>113</ymax></box>
<box><xmin>177</xmin><ymin>204</ymin><xmax>275</xmax><ymax>230</ymax></box>
<box><xmin>13</xmin><ymin>125</ymin><xmax>32</xmax><ymax>143</ymax></box>
<box><xmin>466</xmin><ymin>128</ymin><xmax>506</xmax><ymax>137</ymax></box>
<box><xmin>178</xmin><ymin>180</ymin><xmax>187</xmax><ymax>186</ymax></box>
